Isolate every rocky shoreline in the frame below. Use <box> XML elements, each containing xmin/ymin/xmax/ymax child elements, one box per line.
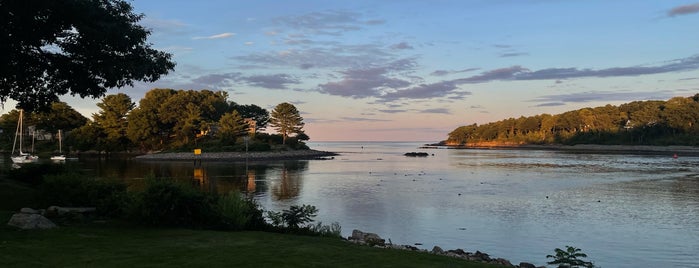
<box><xmin>348</xmin><ymin>229</ymin><xmax>542</xmax><ymax>268</ymax></box>
<box><xmin>133</xmin><ymin>149</ymin><xmax>337</xmax><ymax>161</ymax></box>
<box><xmin>435</xmin><ymin>143</ymin><xmax>699</xmax><ymax>156</ymax></box>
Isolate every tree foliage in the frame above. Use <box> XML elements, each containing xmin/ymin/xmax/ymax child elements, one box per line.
<box><xmin>269</xmin><ymin>102</ymin><xmax>305</xmax><ymax>145</ymax></box>
<box><xmin>446</xmin><ymin>94</ymin><xmax>699</xmax><ymax>146</ymax></box>
<box><xmin>93</xmin><ymin>93</ymin><xmax>134</xmax><ymax>151</ymax></box>
<box><xmin>0</xmin><ymin>0</ymin><xmax>175</xmax><ymax>111</ymax></box>
<box><xmin>546</xmin><ymin>246</ymin><xmax>595</xmax><ymax>268</ymax></box>
<box><xmin>218</xmin><ymin>110</ymin><xmax>248</xmax><ymax>142</ymax></box>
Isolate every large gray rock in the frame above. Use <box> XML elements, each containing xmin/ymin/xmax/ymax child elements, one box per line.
<box><xmin>348</xmin><ymin>229</ymin><xmax>386</xmax><ymax>246</ymax></box>
<box><xmin>7</xmin><ymin>213</ymin><xmax>57</xmax><ymax>230</ymax></box>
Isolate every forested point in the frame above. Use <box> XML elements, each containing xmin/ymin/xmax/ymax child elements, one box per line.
<box><xmin>0</xmin><ymin>89</ymin><xmax>308</xmax><ymax>154</ymax></box>
<box><xmin>445</xmin><ymin>94</ymin><xmax>699</xmax><ymax>146</ymax></box>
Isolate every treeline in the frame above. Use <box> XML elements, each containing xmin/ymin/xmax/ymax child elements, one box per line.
<box><xmin>0</xmin><ymin>88</ymin><xmax>308</xmax><ymax>153</ymax></box>
<box><xmin>447</xmin><ymin>94</ymin><xmax>699</xmax><ymax>146</ymax></box>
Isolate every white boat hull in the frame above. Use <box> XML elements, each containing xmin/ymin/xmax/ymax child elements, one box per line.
<box><xmin>12</xmin><ymin>154</ymin><xmax>39</xmax><ymax>163</ymax></box>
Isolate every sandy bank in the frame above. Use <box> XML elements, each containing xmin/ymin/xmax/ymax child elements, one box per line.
<box><xmin>133</xmin><ymin>149</ymin><xmax>337</xmax><ymax>161</ymax></box>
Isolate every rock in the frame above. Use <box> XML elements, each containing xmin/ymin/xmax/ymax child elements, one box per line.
<box><xmin>431</xmin><ymin>246</ymin><xmax>444</xmax><ymax>254</ymax></box>
<box><xmin>404</xmin><ymin>152</ymin><xmax>429</xmax><ymax>157</ymax></box>
<box><xmin>46</xmin><ymin>206</ymin><xmax>96</xmax><ymax>216</ymax></box>
<box><xmin>493</xmin><ymin>258</ymin><xmax>513</xmax><ymax>267</ymax></box>
<box><xmin>20</xmin><ymin>207</ymin><xmax>42</xmax><ymax>214</ymax></box>
<box><xmin>348</xmin><ymin>229</ymin><xmax>385</xmax><ymax>247</ymax></box>
<box><xmin>7</xmin><ymin>213</ymin><xmax>57</xmax><ymax>230</ymax></box>
<box><xmin>363</xmin><ymin>232</ymin><xmax>385</xmax><ymax>246</ymax></box>
<box><xmin>519</xmin><ymin>262</ymin><xmax>537</xmax><ymax>268</ymax></box>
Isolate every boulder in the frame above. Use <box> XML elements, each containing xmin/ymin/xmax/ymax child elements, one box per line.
<box><xmin>431</xmin><ymin>246</ymin><xmax>444</xmax><ymax>254</ymax></box>
<box><xmin>20</xmin><ymin>207</ymin><xmax>42</xmax><ymax>214</ymax></box>
<box><xmin>7</xmin><ymin>213</ymin><xmax>57</xmax><ymax>230</ymax></box>
<box><xmin>519</xmin><ymin>262</ymin><xmax>537</xmax><ymax>268</ymax></box>
<box><xmin>348</xmin><ymin>229</ymin><xmax>386</xmax><ymax>247</ymax></box>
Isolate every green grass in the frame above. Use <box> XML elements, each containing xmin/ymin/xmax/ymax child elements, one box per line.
<box><xmin>0</xmin><ymin>219</ymin><xmax>503</xmax><ymax>268</ymax></box>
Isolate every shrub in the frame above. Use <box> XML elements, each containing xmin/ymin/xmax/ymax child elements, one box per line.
<box><xmin>38</xmin><ymin>173</ymin><xmax>129</xmax><ymax>217</ymax></box>
<box><xmin>308</xmin><ymin>222</ymin><xmax>342</xmax><ymax>238</ymax></box>
<box><xmin>128</xmin><ymin>179</ymin><xmax>219</xmax><ymax>228</ymax></box>
<box><xmin>546</xmin><ymin>246</ymin><xmax>596</xmax><ymax>268</ymax></box>
<box><xmin>217</xmin><ymin>191</ymin><xmax>266</xmax><ymax>230</ymax></box>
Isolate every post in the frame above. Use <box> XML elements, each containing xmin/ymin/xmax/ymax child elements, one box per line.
<box><xmin>194</xmin><ymin>148</ymin><xmax>202</xmax><ymax>166</ymax></box>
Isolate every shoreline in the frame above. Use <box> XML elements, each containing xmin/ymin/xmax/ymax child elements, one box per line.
<box><xmin>433</xmin><ymin>143</ymin><xmax>699</xmax><ymax>156</ymax></box>
<box><xmin>133</xmin><ymin>149</ymin><xmax>337</xmax><ymax>162</ymax></box>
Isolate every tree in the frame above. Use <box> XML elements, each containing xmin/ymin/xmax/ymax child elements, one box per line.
<box><xmin>269</xmin><ymin>102</ymin><xmax>305</xmax><ymax>145</ymax></box>
<box><xmin>93</xmin><ymin>93</ymin><xmax>134</xmax><ymax>151</ymax></box>
<box><xmin>231</xmin><ymin>103</ymin><xmax>269</xmax><ymax>131</ymax></box>
<box><xmin>218</xmin><ymin>110</ymin><xmax>248</xmax><ymax>142</ymax></box>
<box><xmin>127</xmin><ymin>88</ymin><xmax>176</xmax><ymax>151</ymax></box>
<box><xmin>31</xmin><ymin>102</ymin><xmax>88</xmax><ymax>133</ymax></box>
<box><xmin>0</xmin><ymin>0</ymin><xmax>175</xmax><ymax>112</ymax></box>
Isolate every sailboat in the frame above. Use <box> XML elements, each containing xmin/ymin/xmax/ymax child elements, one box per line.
<box><xmin>50</xmin><ymin>129</ymin><xmax>66</xmax><ymax>161</ymax></box>
<box><xmin>11</xmin><ymin>109</ymin><xmax>39</xmax><ymax>164</ymax></box>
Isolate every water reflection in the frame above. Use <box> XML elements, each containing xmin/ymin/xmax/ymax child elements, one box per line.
<box><xmin>77</xmin><ymin>158</ymin><xmax>310</xmax><ymax>201</ymax></box>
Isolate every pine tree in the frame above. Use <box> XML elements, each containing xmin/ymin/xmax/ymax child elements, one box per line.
<box><xmin>269</xmin><ymin>102</ymin><xmax>304</xmax><ymax>145</ymax></box>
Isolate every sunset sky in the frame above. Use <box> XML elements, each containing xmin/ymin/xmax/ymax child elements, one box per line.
<box><xmin>6</xmin><ymin>1</ymin><xmax>699</xmax><ymax>141</ymax></box>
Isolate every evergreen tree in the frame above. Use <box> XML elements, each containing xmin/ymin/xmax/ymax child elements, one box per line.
<box><xmin>218</xmin><ymin>110</ymin><xmax>248</xmax><ymax>142</ymax></box>
<box><xmin>269</xmin><ymin>102</ymin><xmax>304</xmax><ymax>145</ymax></box>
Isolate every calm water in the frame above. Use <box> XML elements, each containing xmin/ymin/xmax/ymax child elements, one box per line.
<box><xmin>6</xmin><ymin>142</ymin><xmax>699</xmax><ymax>267</ymax></box>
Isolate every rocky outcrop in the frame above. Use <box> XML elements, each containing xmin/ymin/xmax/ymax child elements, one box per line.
<box><xmin>7</xmin><ymin>206</ymin><xmax>99</xmax><ymax>230</ymax></box>
<box><xmin>348</xmin><ymin>229</ymin><xmax>386</xmax><ymax>246</ymax></box>
<box><xmin>7</xmin><ymin>209</ymin><xmax>57</xmax><ymax>230</ymax></box>
<box><xmin>404</xmin><ymin>152</ymin><xmax>430</xmax><ymax>157</ymax></box>
<box><xmin>347</xmin><ymin>229</ymin><xmax>543</xmax><ymax>267</ymax></box>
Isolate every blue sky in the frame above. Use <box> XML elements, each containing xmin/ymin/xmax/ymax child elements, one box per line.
<box><xmin>15</xmin><ymin>1</ymin><xmax>699</xmax><ymax>141</ymax></box>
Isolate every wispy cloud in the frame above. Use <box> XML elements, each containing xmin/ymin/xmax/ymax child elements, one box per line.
<box><xmin>667</xmin><ymin>3</ymin><xmax>699</xmax><ymax>17</ymax></box>
<box><xmin>273</xmin><ymin>10</ymin><xmax>379</xmax><ymax>35</ymax></box>
<box><xmin>318</xmin><ymin>59</ymin><xmax>415</xmax><ymax>98</ymax></box>
<box><xmin>390</xmin><ymin>42</ymin><xmax>413</xmax><ymax>50</ymax></box>
<box><xmin>530</xmin><ymin>90</ymin><xmax>677</xmax><ymax>104</ymax></box>
<box><xmin>420</xmin><ymin>108</ymin><xmax>451</xmax><ymax>114</ymax></box>
<box><xmin>430</xmin><ymin>68</ymin><xmax>479</xmax><ymax>76</ymax></box>
<box><xmin>340</xmin><ymin>117</ymin><xmax>392</xmax><ymax>122</ymax></box>
<box><xmin>193</xmin><ymin>32</ymin><xmax>235</xmax><ymax>40</ymax></box>
<box><xmin>241</xmin><ymin>74</ymin><xmax>300</xmax><ymax>89</ymax></box>
<box><xmin>500</xmin><ymin>52</ymin><xmax>529</xmax><ymax>57</ymax></box>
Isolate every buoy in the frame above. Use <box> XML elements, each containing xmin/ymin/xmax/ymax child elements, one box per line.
<box><xmin>673</xmin><ymin>153</ymin><xmax>678</xmax><ymax>159</ymax></box>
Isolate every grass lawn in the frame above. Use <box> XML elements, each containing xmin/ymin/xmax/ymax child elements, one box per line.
<box><xmin>0</xmin><ymin>216</ymin><xmax>504</xmax><ymax>268</ymax></box>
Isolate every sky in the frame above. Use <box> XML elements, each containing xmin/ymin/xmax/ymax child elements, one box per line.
<box><xmin>6</xmin><ymin>1</ymin><xmax>699</xmax><ymax>141</ymax></box>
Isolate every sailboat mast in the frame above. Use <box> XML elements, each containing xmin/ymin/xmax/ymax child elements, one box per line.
<box><xmin>18</xmin><ymin>110</ymin><xmax>23</xmax><ymax>154</ymax></box>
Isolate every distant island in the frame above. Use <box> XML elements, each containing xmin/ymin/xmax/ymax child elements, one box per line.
<box><xmin>443</xmin><ymin>94</ymin><xmax>699</xmax><ymax>148</ymax></box>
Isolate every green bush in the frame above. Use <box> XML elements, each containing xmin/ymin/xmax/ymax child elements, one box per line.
<box><xmin>217</xmin><ymin>191</ymin><xmax>266</xmax><ymax>230</ymax></box>
<box><xmin>309</xmin><ymin>222</ymin><xmax>343</xmax><ymax>238</ymax></box>
<box><xmin>128</xmin><ymin>179</ymin><xmax>219</xmax><ymax>228</ymax></box>
<box><xmin>38</xmin><ymin>173</ymin><xmax>129</xmax><ymax>217</ymax></box>
<box><xmin>546</xmin><ymin>246</ymin><xmax>596</xmax><ymax>268</ymax></box>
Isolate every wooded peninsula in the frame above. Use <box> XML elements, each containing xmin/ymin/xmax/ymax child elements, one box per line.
<box><xmin>445</xmin><ymin>94</ymin><xmax>699</xmax><ymax>147</ymax></box>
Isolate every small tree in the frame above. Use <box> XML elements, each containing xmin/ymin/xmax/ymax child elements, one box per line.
<box><xmin>268</xmin><ymin>102</ymin><xmax>304</xmax><ymax>145</ymax></box>
<box><xmin>546</xmin><ymin>246</ymin><xmax>596</xmax><ymax>268</ymax></box>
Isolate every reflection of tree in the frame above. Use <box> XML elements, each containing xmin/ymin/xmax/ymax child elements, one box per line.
<box><xmin>271</xmin><ymin>161</ymin><xmax>308</xmax><ymax>200</ymax></box>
